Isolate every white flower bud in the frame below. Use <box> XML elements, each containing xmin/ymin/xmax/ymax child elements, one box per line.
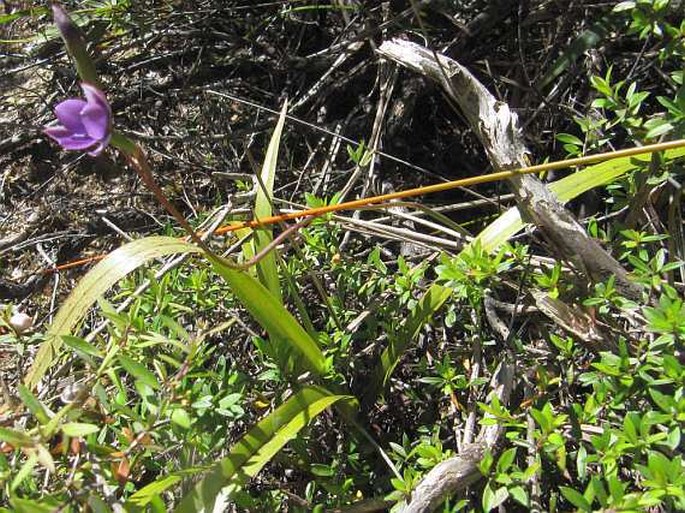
<box><xmin>10</xmin><ymin>312</ymin><xmax>33</xmax><ymax>334</ymax></box>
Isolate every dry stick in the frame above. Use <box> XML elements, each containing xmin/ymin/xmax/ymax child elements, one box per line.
<box><xmin>210</xmin><ymin>137</ymin><xmax>685</xmax><ymax>236</ymax></box>
<box><xmin>397</xmin><ymin>363</ymin><xmax>515</xmax><ymax>513</ymax></box>
<box><xmin>377</xmin><ymin>38</ymin><xmax>645</xmax><ymax>301</ymax></box>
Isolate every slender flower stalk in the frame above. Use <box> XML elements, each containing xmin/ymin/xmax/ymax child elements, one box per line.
<box><xmin>111</xmin><ymin>134</ymin><xmax>209</xmax><ymax>251</ymax></box>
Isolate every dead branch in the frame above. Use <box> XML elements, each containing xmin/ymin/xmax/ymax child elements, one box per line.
<box><xmin>396</xmin><ymin>362</ymin><xmax>514</xmax><ymax>513</ymax></box>
<box><xmin>377</xmin><ymin>38</ymin><xmax>641</xmax><ymax>301</ymax></box>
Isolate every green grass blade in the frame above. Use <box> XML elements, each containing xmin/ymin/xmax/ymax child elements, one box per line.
<box><xmin>375</xmin><ymin>284</ymin><xmax>452</xmax><ymax>393</ymax></box>
<box><xmin>24</xmin><ymin>237</ymin><xmax>200</xmax><ymax>390</ymax></box>
<box><xmin>252</xmin><ymin>102</ymin><xmax>288</xmax><ymax>301</ymax></box>
<box><xmin>539</xmin><ymin>19</ymin><xmax>609</xmax><ymax>89</ymax></box>
<box><xmin>210</xmin><ymin>257</ymin><xmax>327</xmax><ymax>376</ymax></box>
<box><xmin>174</xmin><ymin>387</ymin><xmax>353</xmax><ymax>513</ymax></box>
<box><xmin>127</xmin><ymin>467</ymin><xmax>207</xmax><ymax>509</ymax></box>
<box><xmin>473</xmin><ymin>147</ymin><xmax>685</xmax><ymax>253</ymax></box>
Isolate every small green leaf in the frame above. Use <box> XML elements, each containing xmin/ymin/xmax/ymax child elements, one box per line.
<box><xmin>560</xmin><ymin>486</ymin><xmax>592</xmax><ymax>511</ymax></box>
<box><xmin>577</xmin><ymin>445</ymin><xmax>588</xmax><ymax>480</ymax></box>
<box><xmin>496</xmin><ymin>447</ymin><xmax>517</xmax><ymax>473</ymax></box>
<box><xmin>613</xmin><ymin>1</ymin><xmax>636</xmax><ymax>12</ymax></box>
<box><xmin>62</xmin><ymin>335</ymin><xmax>103</xmax><ymax>358</ymax></box>
<box><xmin>62</xmin><ymin>423</ymin><xmax>100</xmax><ymax>438</ymax></box>
<box><xmin>310</xmin><ymin>463</ymin><xmax>336</xmax><ymax>477</ymax></box>
<box><xmin>0</xmin><ymin>427</ymin><xmax>34</xmax><ymax>448</ymax></box>
<box><xmin>17</xmin><ymin>385</ymin><xmax>51</xmax><ymax>425</ymax></box>
<box><xmin>556</xmin><ymin>133</ymin><xmax>584</xmax><ymax>146</ymax></box>
<box><xmin>171</xmin><ymin>409</ymin><xmax>192</xmax><ymax>430</ymax></box>
<box><xmin>118</xmin><ymin>355</ymin><xmax>160</xmax><ymax>390</ymax></box>
<box><xmin>510</xmin><ymin>486</ymin><xmax>529</xmax><ymax>507</ymax></box>
<box><xmin>483</xmin><ymin>484</ymin><xmax>509</xmax><ymax>512</ymax></box>
<box><xmin>645</xmin><ymin>120</ymin><xmax>674</xmax><ymax>139</ymax></box>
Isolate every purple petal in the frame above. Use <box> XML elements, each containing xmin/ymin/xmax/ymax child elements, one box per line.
<box><xmin>44</xmin><ymin>125</ymin><xmax>74</xmax><ymax>141</ymax></box>
<box><xmin>55</xmin><ymin>99</ymin><xmax>88</xmax><ymax>131</ymax></box>
<box><xmin>80</xmin><ymin>83</ymin><xmax>111</xmax><ymax>141</ymax></box>
<box><xmin>55</xmin><ymin>134</ymin><xmax>98</xmax><ymax>151</ymax></box>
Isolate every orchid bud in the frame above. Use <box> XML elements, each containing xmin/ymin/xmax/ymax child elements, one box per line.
<box><xmin>51</xmin><ymin>2</ymin><xmax>100</xmax><ymax>86</ymax></box>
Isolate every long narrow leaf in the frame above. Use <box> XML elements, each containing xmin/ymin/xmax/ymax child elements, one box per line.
<box><xmin>473</xmin><ymin>147</ymin><xmax>685</xmax><ymax>253</ymax></box>
<box><xmin>24</xmin><ymin>237</ymin><xmax>200</xmax><ymax>389</ymax></box>
<box><xmin>539</xmin><ymin>19</ymin><xmax>609</xmax><ymax>89</ymax></box>
<box><xmin>375</xmin><ymin>284</ymin><xmax>452</xmax><ymax>393</ymax></box>
<box><xmin>126</xmin><ymin>467</ymin><xmax>208</xmax><ymax>509</ymax></box>
<box><xmin>252</xmin><ymin>102</ymin><xmax>288</xmax><ymax>301</ymax></box>
<box><xmin>174</xmin><ymin>387</ymin><xmax>353</xmax><ymax>513</ymax></box>
<box><xmin>210</xmin><ymin>257</ymin><xmax>327</xmax><ymax>376</ymax></box>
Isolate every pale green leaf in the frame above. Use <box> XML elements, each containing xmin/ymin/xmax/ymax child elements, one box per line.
<box><xmin>483</xmin><ymin>484</ymin><xmax>509</xmax><ymax>512</ymax></box>
<box><xmin>0</xmin><ymin>427</ymin><xmax>34</xmax><ymax>448</ymax></box>
<box><xmin>62</xmin><ymin>423</ymin><xmax>100</xmax><ymax>438</ymax></box>
<box><xmin>17</xmin><ymin>385</ymin><xmax>51</xmax><ymax>425</ymax></box>
<box><xmin>252</xmin><ymin>102</ymin><xmax>288</xmax><ymax>301</ymax></box>
<box><xmin>560</xmin><ymin>486</ymin><xmax>592</xmax><ymax>511</ymax></box>
<box><xmin>171</xmin><ymin>409</ymin><xmax>192</xmax><ymax>429</ymax></box>
<box><xmin>118</xmin><ymin>355</ymin><xmax>160</xmax><ymax>390</ymax></box>
<box><xmin>62</xmin><ymin>335</ymin><xmax>103</xmax><ymax>358</ymax></box>
<box><xmin>210</xmin><ymin>257</ymin><xmax>327</xmax><ymax>376</ymax></box>
<box><xmin>175</xmin><ymin>387</ymin><xmax>353</xmax><ymax>513</ymax></box>
<box><xmin>24</xmin><ymin>237</ymin><xmax>200</xmax><ymax>390</ymax></box>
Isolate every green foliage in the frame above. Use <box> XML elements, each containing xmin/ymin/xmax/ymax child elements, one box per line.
<box><xmin>4</xmin><ymin>2</ymin><xmax>685</xmax><ymax>512</ymax></box>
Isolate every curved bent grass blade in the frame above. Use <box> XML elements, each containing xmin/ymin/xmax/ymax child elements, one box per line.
<box><xmin>210</xmin><ymin>257</ymin><xmax>327</xmax><ymax>376</ymax></box>
<box><xmin>473</xmin><ymin>147</ymin><xmax>685</xmax><ymax>254</ymax></box>
<box><xmin>374</xmin><ymin>284</ymin><xmax>451</xmax><ymax>395</ymax></box>
<box><xmin>24</xmin><ymin>237</ymin><xmax>200</xmax><ymax>389</ymax></box>
<box><xmin>252</xmin><ymin>101</ymin><xmax>288</xmax><ymax>302</ymax></box>
<box><xmin>173</xmin><ymin>387</ymin><xmax>354</xmax><ymax>513</ymax></box>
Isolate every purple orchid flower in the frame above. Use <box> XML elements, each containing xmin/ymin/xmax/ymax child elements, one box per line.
<box><xmin>44</xmin><ymin>83</ymin><xmax>112</xmax><ymax>156</ymax></box>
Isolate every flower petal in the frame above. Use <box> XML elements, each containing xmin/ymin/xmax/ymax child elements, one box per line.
<box><xmin>55</xmin><ymin>99</ymin><xmax>87</xmax><ymax>131</ymax></box>
<box><xmin>80</xmin><ymin>83</ymin><xmax>111</xmax><ymax>141</ymax></box>
<box><xmin>54</xmin><ymin>134</ymin><xmax>98</xmax><ymax>151</ymax></box>
<box><xmin>44</xmin><ymin>125</ymin><xmax>74</xmax><ymax>141</ymax></box>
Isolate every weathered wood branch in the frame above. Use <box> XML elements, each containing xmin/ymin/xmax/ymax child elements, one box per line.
<box><xmin>377</xmin><ymin>38</ymin><xmax>641</xmax><ymax>300</ymax></box>
<box><xmin>396</xmin><ymin>362</ymin><xmax>514</xmax><ymax>513</ymax></box>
